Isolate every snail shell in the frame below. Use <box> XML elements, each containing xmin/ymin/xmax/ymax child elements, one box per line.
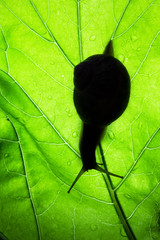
<box><xmin>73</xmin><ymin>54</ymin><xmax>130</xmax><ymax>127</ymax></box>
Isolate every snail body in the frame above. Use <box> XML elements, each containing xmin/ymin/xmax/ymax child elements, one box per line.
<box><xmin>68</xmin><ymin>41</ymin><xmax>130</xmax><ymax>193</ymax></box>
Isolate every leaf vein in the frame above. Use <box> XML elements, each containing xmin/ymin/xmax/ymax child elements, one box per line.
<box><xmin>7</xmin><ymin>117</ymin><xmax>41</xmax><ymax>240</ymax></box>
<box><xmin>113</xmin><ymin>0</ymin><xmax>155</xmax><ymax>39</ymax></box>
<box><xmin>37</xmin><ymin>190</ymin><xmax>61</xmax><ymax>216</ymax></box>
<box><xmin>114</xmin><ymin>126</ymin><xmax>160</xmax><ymax>191</ymax></box>
<box><xmin>0</xmin><ymin>69</ymin><xmax>80</xmax><ymax>157</ymax></box>
<box><xmin>30</xmin><ymin>0</ymin><xmax>75</xmax><ymax>67</ymax></box>
<box><xmin>131</xmin><ymin>31</ymin><xmax>160</xmax><ymax>81</ymax></box>
<box><xmin>111</xmin><ymin>0</ymin><xmax>131</xmax><ymax>39</ymax></box>
<box><xmin>77</xmin><ymin>0</ymin><xmax>83</xmax><ymax>62</ymax></box>
<box><xmin>127</xmin><ymin>182</ymin><xmax>160</xmax><ymax>220</ymax></box>
<box><xmin>10</xmin><ymin>47</ymin><xmax>73</xmax><ymax>92</ymax></box>
<box><xmin>0</xmin><ymin>0</ymin><xmax>53</xmax><ymax>43</ymax></box>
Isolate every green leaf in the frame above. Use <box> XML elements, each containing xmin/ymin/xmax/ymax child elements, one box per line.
<box><xmin>0</xmin><ymin>0</ymin><xmax>160</xmax><ymax>239</ymax></box>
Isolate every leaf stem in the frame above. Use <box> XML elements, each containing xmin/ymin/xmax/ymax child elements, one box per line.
<box><xmin>99</xmin><ymin>143</ymin><xmax>136</xmax><ymax>240</ymax></box>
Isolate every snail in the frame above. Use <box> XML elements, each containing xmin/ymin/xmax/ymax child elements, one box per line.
<box><xmin>68</xmin><ymin>41</ymin><xmax>130</xmax><ymax>193</ymax></box>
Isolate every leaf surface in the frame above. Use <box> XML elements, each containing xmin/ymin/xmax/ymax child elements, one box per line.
<box><xmin>0</xmin><ymin>0</ymin><xmax>160</xmax><ymax>239</ymax></box>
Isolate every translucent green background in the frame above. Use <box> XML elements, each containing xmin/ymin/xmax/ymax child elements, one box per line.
<box><xmin>0</xmin><ymin>0</ymin><xmax>160</xmax><ymax>239</ymax></box>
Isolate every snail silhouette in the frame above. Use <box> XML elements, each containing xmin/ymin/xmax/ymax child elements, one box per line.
<box><xmin>68</xmin><ymin>41</ymin><xmax>130</xmax><ymax>193</ymax></box>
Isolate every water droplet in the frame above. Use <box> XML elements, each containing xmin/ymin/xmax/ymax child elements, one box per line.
<box><xmin>125</xmin><ymin>194</ymin><xmax>131</xmax><ymax>199</ymax></box>
<box><xmin>90</xmin><ymin>35</ymin><xmax>96</xmax><ymax>41</ymax></box>
<box><xmin>118</xmin><ymin>54</ymin><xmax>125</xmax><ymax>63</ymax></box>
<box><xmin>4</xmin><ymin>153</ymin><xmax>9</xmax><ymax>158</ymax></box>
<box><xmin>67</xmin><ymin>161</ymin><xmax>71</xmax><ymax>166</ymax></box>
<box><xmin>68</xmin><ymin>113</ymin><xmax>72</xmax><ymax>117</ymax></box>
<box><xmin>90</xmin><ymin>224</ymin><xmax>97</xmax><ymax>231</ymax></box>
<box><xmin>107</xmin><ymin>131</ymin><xmax>114</xmax><ymax>140</ymax></box>
<box><xmin>124</xmin><ymin>57</ymin><xmax>128</xmax><ymax>63</ymax></box>
<box><xmin>51</xmin><ymin>61</ymin><xmax>55</xmax><ymax>65</ymax></box>
<box><xmin>65</xmin><ymin>108</ymin><xmax>70</xmax><ymax>113</ymax></box>
<box><xmin>138</xmin><ymin>122</ymin><xmax>142</xmax><ymax>129</ymax></box>
<box><xmin>72</xmin><ymin>132</ymin><xmax>77</xmax><ymax>138</ymax></box>
<box><xmin>61</xmin><ymin>74</ymin><xmax>64</xmax><ymax>78</ymax></box>
<box><xmin>48</xmin><ymin>95</ymin><xmax>52</xmax><ymax>100</ymax></box>
<box><xmin>137</xmin><ymin>47</ymin><xmax>141</xmax><ymax>51</ymax></box>
<box><xmin>131</xmin><ymin>35</ymin><xmax>137</xmax><ymax>41</ymax></box>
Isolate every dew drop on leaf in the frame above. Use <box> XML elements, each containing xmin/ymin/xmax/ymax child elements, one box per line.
<box><xmin>137</xmin><ymin>47</ymin><xmax>141</xmax><ymax>51</ymax></box>
<box><xmin>107</xmin><ymin>131</ymin><xmax>115</xmax><ymax>140</ymax></box>
<box><xmin>124</xmin><ymin>57</ymin><xmax>128</xmax><ymax>63</ymax></box>
<box><xmin>138</xmin><ymin>122</ymin><xmax>142</xmax><ymax>129</ymax></box>
<box><xmin>90</xmin><ymin>35</ymin><xmax>96</xmax><ymax>41</ymax></box>
<box><xmin>4</xmin><ymin>153</ymin><xmax>9</xmax><ymax>158</ymax></box>
<box><xmin>90</xmin><ymin>224</ymin><xmax>97</xmax><ymax>231</ymax></box>
<box><xmin>68</xmin><ymin>113</ymin><xmax>72</xmax><ymax>117</ymax></box>
<box><xmin>48</xmin><ymin>95</ymin><xmax>52</xmax><ymax>100</ymax></box>
<box><xmin>61</xmin><ymin>74</ymin><xmax>64</xmax><ymax>78</ymax></box>
<box><xmin>67</xmin><ymin>161</ymin><xmax>71</xmax><ymax>166</ymax></box>
<box><xmin>65</xmin><ymin>107</ymin><xmax>70</xmax><ymax>113</ymax></box>
<box><xmin>118</xmin><ymin>54</ymin><xmax>125</xmax><ymax>63</ymax></box>
<box><xmin>125</xmin><ymin>194</ymin><xmax>131</xmax><ymax>199</ymax></box>
<box><xmin>72</xmin><ymin>132</ymin><xmax>77</xmax><ymax>137</ymax></box>
<box><xmin>131</xmin><ymin>34</ymin><xmax>137</xmax><ymax>41</ymax></box>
